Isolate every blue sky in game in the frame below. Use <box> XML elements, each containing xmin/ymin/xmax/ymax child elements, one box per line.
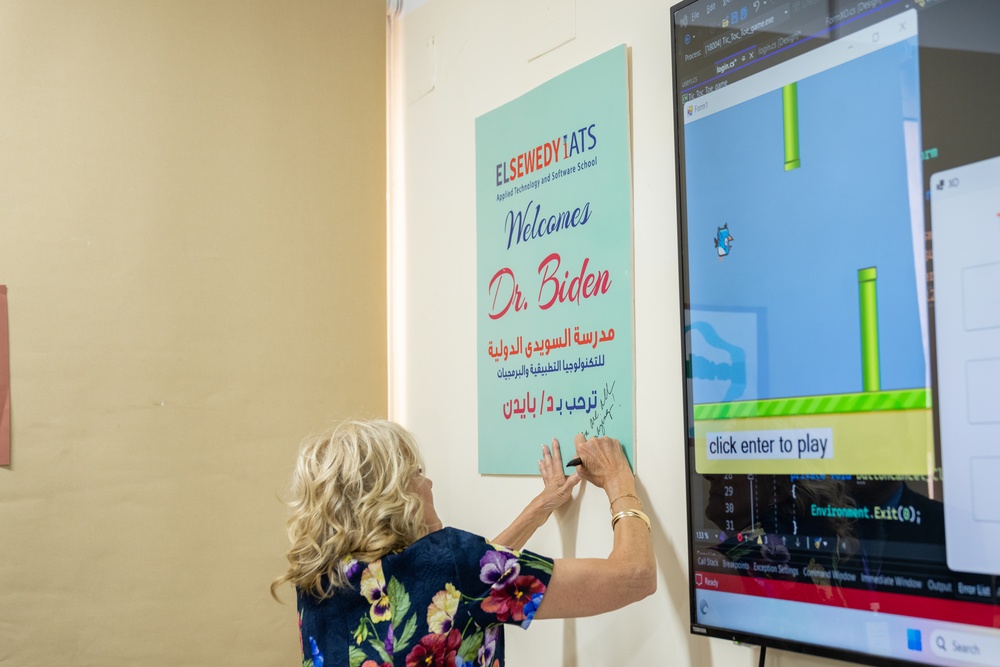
<box><xmin>683</xmin><ymin>38</ymin><xmax>926</xmax><ymax>403</ymax></box>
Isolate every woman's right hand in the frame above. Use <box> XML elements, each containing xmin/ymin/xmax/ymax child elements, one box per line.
<box><xmin>533</xmin><ymin>433</ymin><xmax>655</xmax><ymax>621</ymax></box>
<box><xmin>572</xmin><ymin>433</ymin><xmax>632</xmax><ymax>490</ymax></box>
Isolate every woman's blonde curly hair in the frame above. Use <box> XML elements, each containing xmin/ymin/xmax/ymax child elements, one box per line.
<box><xmin>271</xmin><ymin>419</ymin><xmax>427</xmax><ymax>601</ymax></box>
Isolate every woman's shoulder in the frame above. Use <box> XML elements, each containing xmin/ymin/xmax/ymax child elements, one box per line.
<box><xmin>384</xmin><ymin>527</ymin><xmax>513</xmax><ymax>574</ymax></box>
<box><xmin>400</xmin><ymin>526</ymin><xmax>489</xmax><ymax>554</ymax></box>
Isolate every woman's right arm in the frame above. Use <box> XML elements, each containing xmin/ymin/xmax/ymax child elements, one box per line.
<box><xmin>533</xmin><ymin>434</ymin><xmax>657</xmax><ymax>619</ymax></box>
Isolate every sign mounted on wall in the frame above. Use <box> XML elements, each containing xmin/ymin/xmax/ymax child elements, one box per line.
<box><xmin>475</xmin><ymin>45</ymin><xmax>635</xmax><ymax>474</ymax></box>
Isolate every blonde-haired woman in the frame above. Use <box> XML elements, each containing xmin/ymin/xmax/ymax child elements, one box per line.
<box><xmin>272</xmin><ymin>419</ymin><xmax>655</xmax><ymax>667</ymax></box>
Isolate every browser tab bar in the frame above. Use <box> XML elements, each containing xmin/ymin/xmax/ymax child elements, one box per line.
<box><xmin>683</xmin><ymin>10</ymin><xmax>917</xmax><ymax>125</ymax></box>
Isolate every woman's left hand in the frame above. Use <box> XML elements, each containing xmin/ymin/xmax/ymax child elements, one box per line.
<box><xmin>492</xmin><ymin>438</ymin><xmax>582</xmax><ymax>550</ymax></box>
<box><xmin>537</xmin><ymin>438</ymin><xmax>582</xmax><ymax>515</ymax></box>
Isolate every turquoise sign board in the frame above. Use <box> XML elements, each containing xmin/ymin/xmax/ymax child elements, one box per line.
<box><xmin>476</xmin><ymin>45</ymin><xmax>635</xmax><ymax>474</ymax></box>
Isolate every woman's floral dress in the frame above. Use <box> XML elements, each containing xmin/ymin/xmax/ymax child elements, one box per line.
<box><xmin>297</xmin><ymin>527</ymin><xmax>554</xmax><ymax>667</ymax></box>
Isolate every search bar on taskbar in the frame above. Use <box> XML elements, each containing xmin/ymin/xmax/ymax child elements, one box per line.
<box><xmin>931</xmin><ymin>630</ymin><xmax>1000</xmax><ymax>666</ymax></box>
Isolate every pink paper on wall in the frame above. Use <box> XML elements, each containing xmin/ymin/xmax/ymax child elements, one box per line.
<box><xmin>0</xmin><ymin>286</ymin><xmax>8</xmax><ymax>466</ymax></box>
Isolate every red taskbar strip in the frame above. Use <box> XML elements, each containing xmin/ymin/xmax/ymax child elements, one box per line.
<box><xmin>695</xmin><ymin>571</ymin><xmax>1000</xmax><ymax>628</ymax></box>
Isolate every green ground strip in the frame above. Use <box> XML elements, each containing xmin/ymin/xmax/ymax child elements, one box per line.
<box><xmin>693</xmin><ymin>388</ymin><xmax>929</xmax><ymax>421</ymax></box>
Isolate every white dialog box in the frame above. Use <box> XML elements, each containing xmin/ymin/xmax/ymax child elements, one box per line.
<box><xmin>931</xmin><ymin>154</ymin><xmax>1000</xmax><ymax>575</ymax></box>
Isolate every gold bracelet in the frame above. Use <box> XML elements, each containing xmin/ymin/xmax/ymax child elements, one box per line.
<box><xmin>611</xmin><ymin>509</ymin><xmax>651</xmax><ymax>531</ymax></box>
<box><xmin>609</xmin><ymin>493</ymin><xmax>643</xmax><ymax>512</ymax></box>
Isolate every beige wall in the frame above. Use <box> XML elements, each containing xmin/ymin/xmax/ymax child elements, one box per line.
<box><xmin>0</xmin><ymin>1</ymin><xmax>386</xmax><ymax>664</ymax></box>
<box><xmin>391</xmin><ymin>2</ymin><xmax>842</xmax><ymax>667</ymax></box>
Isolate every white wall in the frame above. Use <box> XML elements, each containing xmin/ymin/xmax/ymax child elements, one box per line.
<box><xmin>390</xmin><ymin>2</ymin><xmax>843</xmax><ymax>666</ymax></box>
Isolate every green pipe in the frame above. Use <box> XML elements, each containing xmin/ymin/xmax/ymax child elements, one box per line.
<box><xmin>783</xmin><ymin>82</ymin><xmax>800</xmax><ymax>171</ymax></box>
<box><xmin>858</xmin><ymin>267</ymin><xmax>880</xmax><ymax>392</ymax></box>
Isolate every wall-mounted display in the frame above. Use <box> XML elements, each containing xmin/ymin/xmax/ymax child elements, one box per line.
<box><xmin>671</xmin><ymin>0</ymin><xmax>1000</xmax><ymax>664</ymax></box>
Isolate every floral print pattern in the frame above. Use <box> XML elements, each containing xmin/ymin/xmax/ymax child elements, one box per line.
<box><xmin>426</xmin><ymin>583</ymin><xmax>460</xmax><ymax>633</ymax></box>
<box><xmin>481</xmin><ymin>575</ymin><xmax>546</xmax><ymax>623</ymax></box>
<box><xmin>478</xmin><ymin>549</ymin><xmax>520</xmax><ymax>589</ymax></box>
<box><xmin>361</xmin><ymin>561</ymin><xmax>392</xmax><ymax>622</ymax></box>
<box><xmin>297</xmin><ymin>528</ymin><xmax>553</xmax><ymax>667</ymax></box>
<box><xmin>404</xmin><ymin>628</ymin><xmax>462</xmax><ymax>667</ymax></box>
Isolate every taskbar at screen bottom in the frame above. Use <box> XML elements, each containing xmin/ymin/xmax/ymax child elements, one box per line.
<box><xmin>694</xmin><ymin>587</ymin><xmax>1000</xmax><ymax>667</ymax></box>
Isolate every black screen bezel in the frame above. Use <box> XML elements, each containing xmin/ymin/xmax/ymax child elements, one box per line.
<box><xmin>667</xmin><ymin>1</ymin><xmax>989</xmax><ymax>665</ymax></box>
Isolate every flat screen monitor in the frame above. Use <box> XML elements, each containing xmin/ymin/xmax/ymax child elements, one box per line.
<box><xmin>670</xmin><ymin>0</ymin><xmax>1000</xmax><ymax>664</ymax></box>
